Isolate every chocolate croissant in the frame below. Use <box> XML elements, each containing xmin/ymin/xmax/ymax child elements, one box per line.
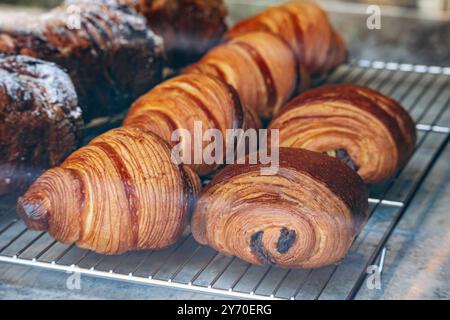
<box><xmin>66</xmin><ymin>0</ymin><xmax>228</xmax><ymax>68</ymax></box>
<box><xmin>123</xmin><ymin>73</ymin><xmax>261</xmax><ymax>176</ymax></box>
<box><xmin>191</xmin><ymin>148</ymin><xmax>368</xmax><ymax>269</ymax></box>
<box><xmin>268</xmin><ymin>84</ymin><xmax>417</xmax><ymax>184</ymax></box>
<box><xmin>184</xmin><ymin>32</ymin><xmax>300</xmax><ymax>121</ymax></box>
<box><xmin>226</xmin><ymin>1</ymin><xmax>347</xmax><ymax>77</ymax></box>
<box><xmin>0</xmin><ymin>54</ymin><xmax>83</xmax><ymax>196</ymax></box>
<box><xmin>0</xmin><ymin>1</ymin><xmax>164</xmax><ymax>120</ymax></box>
<box><xmin>18</xmin><ymin>128</ymin><xmax>200</xmax><ymax>255</ymax></box>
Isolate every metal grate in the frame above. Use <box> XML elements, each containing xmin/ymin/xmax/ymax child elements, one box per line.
<box><xmin>0</xmin><ymin>61</ymin><xmax>449</xmax><ymax>300</ymax></box>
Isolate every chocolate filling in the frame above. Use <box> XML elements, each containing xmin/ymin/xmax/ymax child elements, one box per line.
<box><xmin>324</xmin><ymin>149</ymin><xmax>359</xmax><ymax>171</ymax></box>
<box><xmin>250</xmin><ymin>231</ymin><xmax>276</xmax><ymax>265</ymax></box>
<box><xmin>277</xmin><ymin>228</ymin><xmax>296</xmax><ymax>254</ymax></box>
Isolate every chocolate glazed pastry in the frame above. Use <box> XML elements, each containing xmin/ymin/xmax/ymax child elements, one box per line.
<box><xmin>191</xmin><ymin>148</ymin><xmax>369</xmax><ymax>269</ymax></box>
<box><xmin>18</xmin><ymin>128</ymin><xmax>200</xmax><ymax>255</ymax></box>
<box><xmin>0</xmin><ymin>55</ymin><xmax>83</xmax><ymax>196</ymax></box>
<box><xmin>66</xmin><ymin>0</ymin><xmax>228</xmax><ymax>68</ymax></box>
<box><xmin>123</xmin><ymin>73</ymin><xmax>261</xmax><ymax>176</ymax></box>
<box><xmin>184</xmin><ymin>32</ymin><xmax>300</xmax><ymax>121</ymax></box>
<box><xmin>226</xmin><ymin>1</ymin><xmax>347</xmax><ymax>78</ymax></box>
<box><xmin>135</xmin><ymin>0</ymin><xmax>228</xmax><ymax>67</ymax></box>
<box><xmin>269</xmin><ymin>84</ymin><xmax>417</xmax><ymax>184</ymax></box>
<box><xmin>0</xmin><ymin>1</ymin><xmax>164</xmax><ymax>120</ymax></box>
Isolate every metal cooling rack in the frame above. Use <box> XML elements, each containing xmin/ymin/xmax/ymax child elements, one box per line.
<box><xmin>0</xmin><ymin>61</ymin><xmax>449</xmax><ymax>300</ymax></box>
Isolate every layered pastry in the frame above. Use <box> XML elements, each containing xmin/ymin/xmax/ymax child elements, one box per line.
<box><xmin>191</xmin><ymin>148</ymin><xmax>368</xmax><ymax>269</ymax></box>
<box><xmin>185</xmin><ymin>32</ymin><xmax>301</xmax><ymax>121</ymax></box>
<box><xmin>226</xmin><ymin>1</ymin><xmax>347</xmax><ymax>78</ymax></box>
<box><xmin>268</xmin><ymin>84</ymin><xmax>417</xmax><ymax>184</ymax></box>
<box><xmin>124</xmin><ymin>73</ymin><xmax>261</xmax><ymax>176</ymax></box>
<box><xmin>18</xmin><ymin>128</ymin><xmax>200</xmax><ymax>255</ymax></box>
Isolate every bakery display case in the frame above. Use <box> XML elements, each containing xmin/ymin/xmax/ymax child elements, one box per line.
<box><xmin>0</xmin><ymin>0</ymin><xmax>449</xmax><ymax>300</ymax></box>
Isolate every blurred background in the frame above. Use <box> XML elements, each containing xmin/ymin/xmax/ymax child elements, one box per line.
<box><xmin>0</xmin><ymin>0</ymin><xmax>449</xmax><ymax>65</ymax></box>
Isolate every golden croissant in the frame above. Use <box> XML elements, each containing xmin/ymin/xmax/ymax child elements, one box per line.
<box><xmin>226</xmin><ymin>1</ymin><xmax>347</xmax><ymax>78</ymax></box>
<box><xmin>269</xmin><ymin>84</ymin><xmax>417</xmax><ymax>184</ymax></box>
<box><xmin>184</xmin><ymin>32</ymin><xmax>301</xmax><ymax>121</ymax></box>
<box><xmin>191</xmin><ymin>148</ymin><xmax>368</xmax><ymax>269</ymax></box>
<box><xmin>124</xmin><ymin>73</ymin><xmax>261</xmax><ymax>176</ymax></box>
<box><xmin>18</xmin><ymin>128</ymin><xmax>200</xmax><ymax>255</ymax></box>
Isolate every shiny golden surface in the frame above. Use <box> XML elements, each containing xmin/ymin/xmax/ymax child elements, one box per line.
<box><xmin>18</xmin><ymin>128</ymin><xmax>200</xmax><ymax>255</ymax></box>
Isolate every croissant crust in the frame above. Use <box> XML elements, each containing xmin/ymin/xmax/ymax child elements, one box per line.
<box><xmin>226</xmin><ymin>1</ymin><xmax>347</xmax><ymax>77</ymax></box>
<box><xmin>191</xmin><ymin>148</ymin><xmax>368</xmax><ymax>269</ymax></box>
<box><xmin>269</xmin><ymin>84</ymin><xmax>417</xmax><ymax>184</ymax></box>
<box><xmin>124</xmin><ymin>73</ymin><xmax>261</xmax><ymax>176</ymax></box>
<box><xmin>18</xmin><ymin>128</ymin><xmax>200</xmax><ymax>255</ymax></box>
<box><xmin>184</xmin><ymin>32</ymin><xmax>299</xmax><ymax>121</ymax></box>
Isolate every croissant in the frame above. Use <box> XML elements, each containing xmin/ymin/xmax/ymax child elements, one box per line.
<box><xmin>226</xmin><ymin>1</ymin><xmax>347</xmax><ymax>77</ymax></box>
<box><xmin>0</xmin><ymin>54</ymin><xmax>83</xmax><ymax>196</ymax></box>
<box><xmin>184</xmin><ymin>32</ymin><xmax>300</xmax><ymax>121</ymax></box>
<box><xmin>191</xmin><ymin>148</ymin><xmax>368</xmax><ymax>269</ymax></box>
<box><xmin>0</xmin><ymin>1</ymin><xmax>164</xmax><ymax>120</ymax></box>
<box><xmin>268</xmin><ymin>84</ymin><xmax>417</xmax><ymax>184</ymax></box>
<box><xmin>123</xmin><ymin>73</ymin><xmax>261</xmax><ymax>176</ymax></box>
<box><xmin>17</xmin><ymin>128</ymin><xmax>200</xmax><ymax>255</ymax></box>
<box><xmin>66</xmin><ymin>0</ymin><xmax>228</xmax><ymax>68</ymax></box>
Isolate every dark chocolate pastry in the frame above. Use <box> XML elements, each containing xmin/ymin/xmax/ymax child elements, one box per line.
<box><xmin>191</xmin><ymin>148</ymin><xmax>369</xmax><ymax>269</ymax></box>
<box><xmin>0</xmin><ymin>1</ymin><xmax>164</xmax><ymax>120</ymax></box>
<box><xmin>0</xmin><ymin>54</ymin><xmax>83</xmax><ymax>196</ymax></box>
<box><xmin>67</xmin><ymin>0</ymin><xmax>228</xmax><ymax>68</ymax></box>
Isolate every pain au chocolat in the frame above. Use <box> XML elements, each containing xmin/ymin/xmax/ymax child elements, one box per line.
<box><xmin>18</xmin><ymin>128</ymin><xmax>200</xmax><ymax>255</ymax></box>
<box><xmin>191</xmin><ymin>148</ymin><xmax>368</xmax><ymax>269</ymax></box>
<box><xmin>268</xmin><ymin>84</ymin><xmax>416</xmax><ymax>184</ymax></box>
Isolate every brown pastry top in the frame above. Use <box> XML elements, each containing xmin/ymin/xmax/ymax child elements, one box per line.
<box><xmin>0</xmin><ymin>1</ymin><xmax>164</xmax><ymax>120</ymax></box>
<box><xmin>204</xmin><ymin>147</ymin><xmax>368</xmax><ymax>229</ymax></box>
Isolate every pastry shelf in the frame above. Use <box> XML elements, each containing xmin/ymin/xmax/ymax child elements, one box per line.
<box><xmin>0</xmin><ymin>61</ymin><xmax>448</xmax><ymax>300</ymax></box>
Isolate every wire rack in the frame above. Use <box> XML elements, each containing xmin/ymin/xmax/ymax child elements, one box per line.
<box><xmin>0</xmin><ymin>61</ymin><xmax>449</xmax><ymax>300</ymax></box>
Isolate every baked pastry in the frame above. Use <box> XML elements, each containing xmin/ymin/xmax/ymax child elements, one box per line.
<box><xmin>226</xmin><ymin>1</ymin><xmax>347</xmax><ymax>77</ymax></box>
<box><xmin>191</xmin><ymin>148</ymin><xmax>368</xmax><ymax>269</ymax></box>
<box><xmin>0</xmin><ymin>54</ymin><xmax>83</xmax><ymax>196</ymax></box>
<box><xmin>124</xmin><ymin>73</ymin><xmax>261</xmax><ymax>176</ymax></box>
<box><xmin>18</xmin><ymin>128</ymin><xmax>200</xmax><ymax>255</ymax></box>
<box><xmin>0</xmin><ymin>1</ymin><xmax>164</xmax><ymax>120</ymax></box>
<box><xmin>135</xmin><ymin>0</ymin><xmax>228</xmax><ymax>67</ymax></box>
<box><xmin>268</xmin><ymin>84</ymin><xmax>417</xmax><ymax>184</ymax></box>
<box><xmin>66</xmin><ymin>0</ymin><xmax>228</xmax><ymax>68</ymax></box>
<box><xmin>184</xmin><ymin>32</ymin><xmax>300</xmax><ymax>121</ymax></box>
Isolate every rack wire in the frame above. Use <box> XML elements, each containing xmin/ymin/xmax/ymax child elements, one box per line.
<box><xmin>0</xmin><ymin>61</ymin><xmax>448</xmax><ymax>300</ymax></box>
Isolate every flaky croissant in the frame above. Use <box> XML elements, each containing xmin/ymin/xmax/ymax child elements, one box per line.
<box><xmin>123</xmin><ymin>73</ymin><xmax>261</xmax><ymax>176</ymax></box>
<box><xmin>0</xmin><ymin>54</ymin><xmax>83</xmax><ymax>196</ymax></box>
<box><xmin>18</xmin><ymin>128</ymin><xmax>200</xmax><ymax>255</ymax></box>
<box><xmin>226</xmin><ymin>1</ymin><xmax>347</xmax><ymax>77</ymax></box>
<box><xmin>184</xmin><ymin>32</ymin><xmax>301</xmax><ymax>121</ymax></box>
<box><xmin>191</xmin><ymin>148</ymin><xmax>368</xmax><ymax>269</ymax></box>
<box><xmin>268</xmin><ymin>84</ymin><xmax>417</xmax><ymax>184</ymax></box>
